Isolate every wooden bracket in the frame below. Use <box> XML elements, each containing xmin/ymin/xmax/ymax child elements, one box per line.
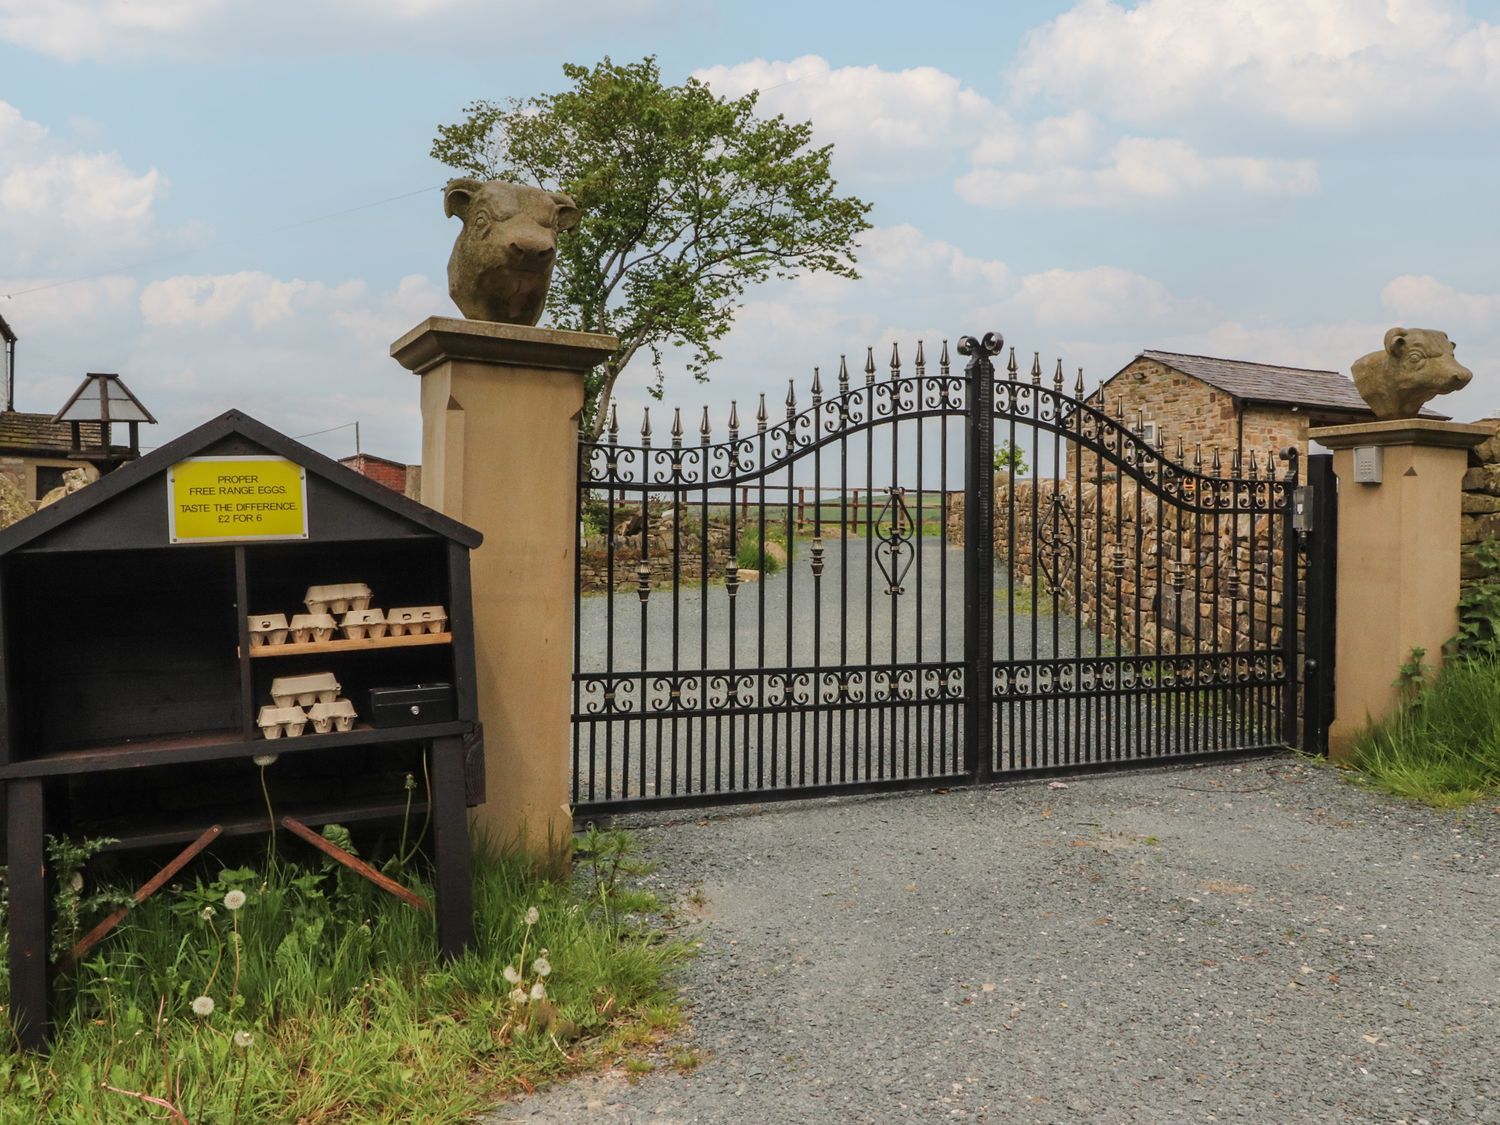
<box><xmin>279</xmin><ymin>815</ymin><xmax>429</xmax><ymax>911</ymax></box>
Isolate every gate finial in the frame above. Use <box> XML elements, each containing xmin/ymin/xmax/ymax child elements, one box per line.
<box><xmin>1030</xmin><ymin>352</ymin><xmax>1042</xmax><ymax>385</ymax></box>
<box><xmin>939</xmin><ymin>340</ymin><xmax>950</xmax><ymax>376</ymax></box>
<box><xmin>785</xmin><ymin>379</ymin><xmax>797</xmax><ymax>419</ymax></box>
<box><xmin>811</xmin><ymin>366</ymin><xmax>822</xmax><ymax>406</ymax></box>
<box><xmin>640</xmin><ymin>406</ymin><xmax>652</xmax><ymax>445</ymax></box>
<box><xmin>728</xmin><ymin>400</ymin><xmax>740</xmax><ymax>440</ymax></box>
<box><xmin>607</xmin><ymin>400</ymin><xmax>619</xmax><ymax>444</ymax></box>
<box><xmin>1053</xmin><ymin>358</ymin><xmax>1064</xmax><ymax>392</ymax></box>
<box><xmin>670</xmin><ymin>407</ymin><xmax>683</xmax><ymax>447</ymax></box>
<box><xmin>756</xmin><ymin>393</ymin><xmax>768</xmax><ymax>433</ymax></box>
<box><xmin>915</xmin><ymin>340</ymin><xmax>926</xmax><ymax>376</ymax></box>
<box><xmin>838</xmin><ymin>355</ymin><xmax>850</xmax><ymax>395</ymax></box>
<box><xmin>865</xmin><ymin>347</ymin><xmax>876</xmax><ymax>385</ymax></box>
<box><xmin>1075</xmin><ymin>367</ymin><xmax>1085</xmax><ymax>397</ymax></box>
<box><xmin>699</xmin><ymin>405</ymin><xmax>711</xmax><ymax>445</ymax></box>
<box><xmin>890</xmin><ymin>342</ymin><xmax>901</xmax><ymax>380</ymax></box>
<box><xmin>1006</xmin><ymin>347</ymin><xmax>1018</xmax><ymax>380</ymax></box>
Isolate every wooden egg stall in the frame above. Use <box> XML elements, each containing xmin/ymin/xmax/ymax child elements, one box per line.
<box><xmin>0</xmin><ymin>410</ymin><xmax>484</xmax><ymax>1048</ymax></box>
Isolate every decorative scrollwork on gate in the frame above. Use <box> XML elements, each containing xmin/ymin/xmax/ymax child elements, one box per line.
<box><xmin>873</xmin><ymin>486</ymin><xmax>916</xmax><ymax>595</ymax></box>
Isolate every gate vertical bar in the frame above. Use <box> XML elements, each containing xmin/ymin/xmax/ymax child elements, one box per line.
<box><xmin>962</xmin><ymin>334</ymin><xmax>998</xmax><ymax>783</ymax></box>
<box><xmin>1300</xmin><ymin>451</ymin><xmax>1338</xmax><ymax>755</ymax></box>
<box><xmin>1280</xmin><ymin>447</ymin><xmax>1301</xmax><ymax>747</ymax></box>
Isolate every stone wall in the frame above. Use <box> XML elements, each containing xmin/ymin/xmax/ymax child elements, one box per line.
<box><xmin>1461</xmin><ymin>418</ymin><xmax>1500</xmax><ymax>588</ymax></box>
<box><xmin>949</xmin><ymin>475</ymin><xmax>1286</xmax><ymax>656</ymax></box>
<box><xmin>579</xmin><ymin>505</ymin><xmax>734</xmax><ymax>592</ymax></box>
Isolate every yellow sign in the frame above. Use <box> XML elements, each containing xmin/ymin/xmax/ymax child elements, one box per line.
<box><xmin>167</xmin><ymin>456</ymin><xmax>309</xmax><ymax>543</ymax></box>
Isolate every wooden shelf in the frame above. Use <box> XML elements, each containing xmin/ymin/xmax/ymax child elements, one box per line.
<box><xmin>0</xmin><ymin>719</ymin><xmax>473</xmax><ymax>780</ymax></box>
<box><xmin>97</xmin><ymin>798</ymin><xmax>431</xmax><ymax>853</ymax></box>
<box><xmin>245</xmin><ymin>631</ymin><xmax>452</xmax><ymax>658</ymax></box>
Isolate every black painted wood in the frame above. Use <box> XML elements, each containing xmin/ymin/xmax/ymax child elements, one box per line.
<box><xmin>429</xmin><ymin>735</ymin><xmax>474</xmax><ymax>959</ymax></box>
<box><xmin>234</xmin><ymin>547</ymin><xmax>254</xmax><ymax>738</ymax></box>
<box><xmin>7</xmin><ymin>778</ymin><xmax>49</xmax><ymax>1049</ymax></box>
<box><xmin>447</xmin><ymin>542</ymin><xmax>478</xmax><ymax>724</ymax></box>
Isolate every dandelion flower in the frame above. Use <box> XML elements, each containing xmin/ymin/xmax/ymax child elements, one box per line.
<box><xmin>253</xmin><ymin>754</ymin><xmax>278</xmax><ymax>767</ymax></box>
<box><xmin>223</xmin><ymin>889</ymin><xmax>247</xmax><ymax>911</ymax></box>
<box><xmin>233</xmin><ymin>1030</ymin><xmax>254</xmax><ymax>1049</ymax></box>
<box><xmin>532</xmin><ymin>957</ymin><xmax>551</xmax><ymax>978</ymax></box>
<box><xmin>191</xmin><ymin>995</ymin><xmax>215</xmax><ymax>1017</ymax></box>
<box><xmin>503</xmin><ymin>965</ymin><xmax>521</xmax><ymax>984</ymax></box>
<box><xmin>524</xmin><ymin>907</ymin><xmax>539</xmax><ymax>926</ymax></box>
<box><xmin>509</xmin><ymin>987</ymin><xmax>529</xmax><ymax>1005</ymax></box>
<box><xmin>529</xmin><ymin>980</ymin><xmax>546</xmax><ymax>1001</ymax></box>
<box><xmin>200</xmin><ymin>905</ymin><xmax>216</xmax><ymax>920</ymax></box>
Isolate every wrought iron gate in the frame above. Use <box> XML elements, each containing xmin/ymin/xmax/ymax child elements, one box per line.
<box><xmin>573</xmin><ymin>332</ymin><xmax>1300</xmax><ymax>814</ymax></box>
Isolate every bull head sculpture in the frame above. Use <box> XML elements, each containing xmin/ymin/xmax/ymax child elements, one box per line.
<box><xmin>444</xmin><ymin>178</ymin><xmax>580</xmax><ymax>326</ymax></box>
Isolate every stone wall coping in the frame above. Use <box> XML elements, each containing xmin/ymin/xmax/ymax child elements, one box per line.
<box><xmin>1308</xmin><ymin>417</ymin><xmax>1492</xmax><ymax>450</ymax></box>
<box><xmin>391</xmin><ymin>316</ymin><xmax>619</xmax><ymax>375</ymax></box>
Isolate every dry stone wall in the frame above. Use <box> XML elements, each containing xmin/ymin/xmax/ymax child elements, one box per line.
<box><xmin>1461</xmin><ymin>418</ymin><xmax>1500</xmax><ymax>589</ymax></box>
<box><xmin>579</xmin><ymin>505</ymin><xmax>734</xmax><ymax>593</ymax></box>
<box><xmin>949</xmin><ymin>474</ymin><xmax>1286</xmax><ymax>657</ymax></box>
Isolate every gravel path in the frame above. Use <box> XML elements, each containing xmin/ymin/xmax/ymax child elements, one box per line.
<box><xmin>487</xmin><ymin>759</ymin><xmax>1499</xmax><ymax>1123</ymax></box>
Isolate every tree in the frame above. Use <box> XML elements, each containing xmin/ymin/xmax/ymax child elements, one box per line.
<box><xmin>993</xmin><ymin>441</ymin><xmax>1029</xmax><ymax>476</ymax></box>
<box><xmin>432</xmin><ymin>56</ymin><xmax>872</xmax><ymax>439</ymax></box>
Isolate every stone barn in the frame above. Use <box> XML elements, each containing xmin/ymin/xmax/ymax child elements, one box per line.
<box><xmin>1096</xmin><ymin>349</ymin><xmax>1420</xmax><ymax>464</ymax></box>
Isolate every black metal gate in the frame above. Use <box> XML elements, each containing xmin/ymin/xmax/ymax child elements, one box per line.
<box><xmin>573</xmin><ymin>332</ymin><xmax>1301</xmax><ymax>814</ymax></box>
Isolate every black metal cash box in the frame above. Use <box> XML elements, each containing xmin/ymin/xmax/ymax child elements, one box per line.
<box><xmin>369</xmin><ymin>683</ymin><xmax>457</xmax><ymax>727</ymax></box>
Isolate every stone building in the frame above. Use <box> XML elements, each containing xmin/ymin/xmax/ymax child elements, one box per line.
<box><xmin>1098</xmin><ymin>350</ymin><xmax>1403</xmax><ymax>465</ymax></box>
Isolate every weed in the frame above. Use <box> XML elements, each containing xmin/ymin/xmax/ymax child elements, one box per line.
<box><xmin>0</xmin><ymin>834</ymin><xmax>685</xmax><ymax>1124</ymax></box>
<box><xmin>670</xmin><ymin>1048</ymin><xmax>702</xmax><ymax>1073</ymax></box>
<box><xmin>1349</xmin><ymin>656</ymin><xmax>1500</xmax><ymax>807</ymax></box>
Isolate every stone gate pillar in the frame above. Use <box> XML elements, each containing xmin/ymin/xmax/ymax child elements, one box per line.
<box><xmin>1308</xmin><ymin>418</ymin><xmax>1490</xmax><ymax>759</ymax></box>
<box><xmin>393</xmin><ymin>317</ymin><xmax>617</xmax><ymax>855</ymax></box>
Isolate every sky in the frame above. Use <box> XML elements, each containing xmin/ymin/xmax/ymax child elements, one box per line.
<box><xmin>1</xmin><ymin>0</ymin><xmax>1497</xmax><ymax>464</ymax></box>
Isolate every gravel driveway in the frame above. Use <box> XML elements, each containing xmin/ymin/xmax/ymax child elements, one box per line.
<box><xmin>488</xmin><ymin>758</ymin><xmax>1499</xmax><ymax>1123</ymax></box>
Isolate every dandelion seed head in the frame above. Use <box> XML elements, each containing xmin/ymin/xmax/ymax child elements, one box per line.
<box><xmin>509</xmin><ymin>987</ymin><xmax>528</xmax><ymax>1005</ymax></box>
<box><xmin>233</xmin><ymin>1030</ymin><xmax>254</xmax><ymax>1049</ymax></box>
<box><xmin>200</xmin><ymin>906</ymin><xmax>216</xmax><ymax>920</ymax></box>
<box><xmin>191</xmin><ymin>995</ymin><xmax>215</xmax><ymax>1017</ymax></box>
<box><xmin>530</xmin><ymin>980</ymin><xmax>546</xmax><ymax>1001</ymax></box>
<box><xmin>532</xmin><ymin>957</ymin><xmax>551</xmax><ymax>977</ymax></box>
<box><xmin>524</xmin><ymin>907</ymin><xmax>539</xmax><ymax>926</ymax></box>
<box><xmin>253</xmin><ymin>754</ymin><xmax>279</xmax><ymax>767</ymax></box>
<box><xmin>503</xmin><ymin>965</ymin><xmax>521</xmax><ymax>984</ymax></box>
<box><xmin>223</xmin><ymin>889</ymin><xmax>247</xmax><ymax>911</ymax></box>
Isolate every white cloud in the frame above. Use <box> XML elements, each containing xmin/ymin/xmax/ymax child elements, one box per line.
<box><xmin>958</xmin><ymin>132</ymin><xmax>1318</xmax><ymax>208</ymax></box>
<box><xmin>1012</xmin><ymin>266</ymin><xmax>1209</xmax><ymax>329</ymax></box>
<box><xmin>0</xmin><ymin>101</ymin><xmax>168</xmax><ymax>271</ymax></box>
<box><xmin>693</xmin><ymin>55</ymin><xmax>1013</xmax><ymax>176</ymax></box>
<box><xmin>0</xmin><ymin>0</ymin><xmax>677</xmax><ymax>61</ymax></box>
<box><xmin>1381</xmin><ymin>275</ymin><xmax>1500</xmax><ymax>333</ymax></box>
<box><xmin>1014</xmin><ymin>0</ymin><xmax>1500</xmax><ymax>128</ymax></box>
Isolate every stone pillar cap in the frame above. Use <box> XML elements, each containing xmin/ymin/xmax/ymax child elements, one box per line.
<box><xmin>1308</xmin><ymin>416</ymin><xmax>1492</xmax><ymax>450</ymax></box>
<box><xmin>391</xmin><ymin>316</ymin><xmax>618</xmax><ymax>375</ymax></box>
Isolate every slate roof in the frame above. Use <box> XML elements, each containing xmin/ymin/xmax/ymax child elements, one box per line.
<box><xmin>1132</xmin><ymin>350</ymin><xmax>1371</xmax><ymax>413</ymax></box>
<box><xmin>0</xmin><ymin>411</ymin><xmax>103</xmax><ymax>455</ymax></box>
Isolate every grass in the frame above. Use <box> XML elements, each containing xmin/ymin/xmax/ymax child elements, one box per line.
<box><xmin>1348</xmin><ymin>657</ymin><xmax>1500</xmax><ymax>807</ymax></box>
<box><xmin>0</xmin><ymin>831</ymin><xmax>686</xmax><ymax>1124</ymax></box>
<box><xmin>735</xmin><ymin>526</ymin><xmax>792</xmax><ymax>574</ymax></box>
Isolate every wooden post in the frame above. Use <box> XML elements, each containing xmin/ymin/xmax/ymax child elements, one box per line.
<box><xmin>429</xmin><ymin>734</ymin><xmax>475</xmax><ymax>957</ymax></box>
<box><xmin>7</xmin><ymin>779</ymin><xmax>49</xmax><ymax>1050</ymax></box>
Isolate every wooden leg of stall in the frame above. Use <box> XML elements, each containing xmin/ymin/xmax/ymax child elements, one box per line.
<box><xmin>430</xmin><ymin>736</ymin><xmax>474</xmax><ymax>959</ymax></box>
<box><xmin>7</xmin><ymin>779</ymin><xmax>50</xmax><ymax>1050</ymax></box>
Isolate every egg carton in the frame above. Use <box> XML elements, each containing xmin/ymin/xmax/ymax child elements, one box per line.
<box><xmin>257</xmin><ymin>705</ymin><xmax>308</xmax><ymax>739</ymax></box>
<box><xmin>340</xmin><ymin>608</ymin><xmax>388</xmax><ymax>640</ymax></box>
<box><xmin>248</xmin><ymin>613</ymin><xmax>290</xmax><ymax>648</ymax></box>
<box><xmin>305</xmin><ymin>583</ymin><xmax>373</xmax><ymax>616</ymax></box>
<box><xmin>289</xmin><ymin>612</ymin><xmax>338</xmax><ymax>643</ymax></box>
<box><xmin>386</xmin><ymin>605</ymin><xmax>447</xmax><ymax>636</ymax></box>
<box><xmin>308</xmin><ymin>698</ymin><xmax>358</xmax><ymax>734</ymax></box>
<box><xmin>270</xmin><ymin>672</ymin><xmax>340</xmax><ymax>708</ymax></box>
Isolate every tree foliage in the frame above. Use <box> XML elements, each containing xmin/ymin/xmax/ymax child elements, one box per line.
<box><xmin>432</xmin><ymin>56</ymin><xmax>872</xmax><ymax>437</ymax></box>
